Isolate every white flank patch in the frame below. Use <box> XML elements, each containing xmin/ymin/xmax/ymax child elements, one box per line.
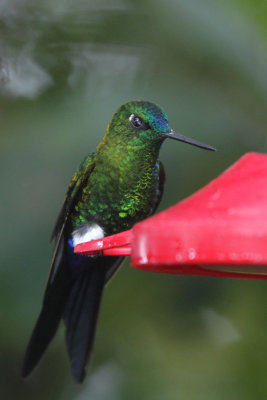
<box><xmin>72</xmin><ymin>223</ymin><xmax>104</xmax><ymax>246</ymax></box>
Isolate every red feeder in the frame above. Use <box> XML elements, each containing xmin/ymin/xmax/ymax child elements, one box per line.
<box><xmin>75</xmin><ymin>153</ymin><xmax>267</xmax><ymax>280</ymax></box>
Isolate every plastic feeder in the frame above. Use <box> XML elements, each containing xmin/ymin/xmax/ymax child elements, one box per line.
<box><xmin>75</xmin><ymin>153</ymin><xmax>267</xmax><ymax>280</ymax></box>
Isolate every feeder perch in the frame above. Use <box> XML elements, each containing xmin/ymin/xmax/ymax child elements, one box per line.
<box><xmin>75</xmin><ymin>153</ymin><xmax>267</xmax><ymax>280</ymax></box>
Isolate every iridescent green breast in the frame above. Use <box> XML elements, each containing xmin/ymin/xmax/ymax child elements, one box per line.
<box><xmin>71</xmin><ymin>142</ymin><xmax>162</xmax><ymax>234</ymax></box>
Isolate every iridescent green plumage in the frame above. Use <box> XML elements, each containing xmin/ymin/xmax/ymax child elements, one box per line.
<box><xmin>22</xmin><ymin>100</ymin><xmax>215</xmax><ymax>383</ymax></box>
<box><xmin>66</xmin><ymin>101</ymin><xmax>169</xmax><ymax>234</ymax></box>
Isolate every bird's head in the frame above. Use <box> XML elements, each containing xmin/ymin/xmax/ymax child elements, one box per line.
<box><xmin>103</xmin><ymin>100</ymin><xmax>215</xmax><ymax>151</ymax></box>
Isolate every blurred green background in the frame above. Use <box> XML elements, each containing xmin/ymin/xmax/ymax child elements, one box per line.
<box><xmin>1</xmin><ymin>0</ymin><xmax>267</xmax><ymax>398</ymax></box>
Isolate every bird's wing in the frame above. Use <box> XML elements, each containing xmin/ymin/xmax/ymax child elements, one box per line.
<box><xmin>150</xmin><ymin>160</ymin><xmax>166</xmax><ymax>216</ymax></box>
<box><xmin>51</xmin><ymin>152</ymin><xmax>97</xmax><ymax>241</ymax></box>
<box><xmin>21</xmin><ymin>153</ymin><xmax>97</xmax><ymax>378</ymax></box>
<box><xmin>46</xmin><ymin>152</ymin><xmax>96</xmax><ymax>290</ymax></box>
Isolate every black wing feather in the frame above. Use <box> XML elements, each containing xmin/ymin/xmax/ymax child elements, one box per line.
<box><xmin>22</xmin><ymin>153</ymin><xmax>96</xmax><ymax>378</ymax></box>
<box><xmin>22</xmin><ymin>237</ymin><xmax>72</xmax><ymax>377</ymax></box>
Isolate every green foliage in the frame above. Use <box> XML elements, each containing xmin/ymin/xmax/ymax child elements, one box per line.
<box><xmin>1</xmin><ymin>0</ymin><xmax>267</xmax><ymax>398</ymax></box>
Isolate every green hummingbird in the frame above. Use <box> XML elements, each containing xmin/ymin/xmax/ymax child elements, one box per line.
<box><xmin>22</xmin><ymin>100</ymin><xmax>215</xmax><ymax>383</ymax></box>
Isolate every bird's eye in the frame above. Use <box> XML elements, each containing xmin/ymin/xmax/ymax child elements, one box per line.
<box><xmin>129</xmin><ymin>114</ymin><xmax>149</xmax><ymax>130</ymax></box>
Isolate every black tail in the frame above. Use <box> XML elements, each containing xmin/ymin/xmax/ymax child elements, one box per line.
<box><xmin>22</xmin><ymin>251</ymin><xmax>123</xmax><ymax>382</ymax></box>
<box><xmin>63</xmin><ymin>262</ymin><xmax>106</xmax><ymax>383</ymax></box>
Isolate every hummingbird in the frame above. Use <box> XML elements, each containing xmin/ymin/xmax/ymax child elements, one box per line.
<box><xmin>22</xmin><ymin>100</ymin><xmax>215</xmax><ymax>383</ymax></box>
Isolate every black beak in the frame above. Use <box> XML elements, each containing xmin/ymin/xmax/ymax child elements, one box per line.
<box><xmin>162</xmin><ymin>130</ymin><xmax>216</xmax><ymax>151</ymax></box>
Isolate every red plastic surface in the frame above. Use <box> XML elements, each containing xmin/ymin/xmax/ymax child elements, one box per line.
<box><xmin>75</xmin><ymin>153</ymin><xmax>267</xmax><ymax>279</ymax></box>
<box><xmin>75</xmin><ymin>230</ymin><xmax>131</xmax><ymax>256</ymax></box>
